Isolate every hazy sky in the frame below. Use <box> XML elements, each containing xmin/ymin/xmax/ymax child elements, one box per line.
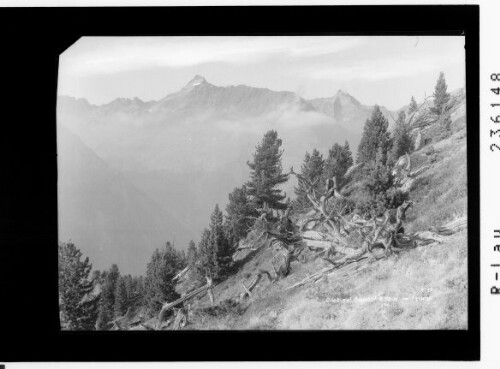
<box><xmin>59</xmin><ymin>36</ymin><xmax>465</xmax><ymax>111</ymax></box>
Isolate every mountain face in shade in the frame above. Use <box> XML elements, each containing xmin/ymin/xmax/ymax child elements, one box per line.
<box><xmin>58</xmin><ymin>76</ymin><xmax>389</xmax><ymax>274</ymax></box>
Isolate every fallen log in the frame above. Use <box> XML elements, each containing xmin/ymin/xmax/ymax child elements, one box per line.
<box><xmin>286</xmin><ymin>265</ymin><xmax>337</xmax><ymax>290</ymax></box>
<box><xmin>301</xmin><ymin>239</ymin><xmax>334</xmax><ymax>249</ymax></box>
<box><xmin>173</xmin><ymin>266</ymin><xmax>191</xmax><ymax>282</ymax></box>
<box><xmin>287</xmin><ymin>254</ymin><xmax>374</xmax><ymax>291</ymax></box>
<box><xmin>240</xmin><ymin>273</ymin><xmax>262</xmax><ymax>300</ymax></box>
<box><xmin>157</xmin><ymin>282</ymin><xmax>214</xmax><ymax>328</ymax></box>
<box><xmin>431</xmin><ymin>217</ymin><xmax>467</xmax><ymax>236</ymax></box>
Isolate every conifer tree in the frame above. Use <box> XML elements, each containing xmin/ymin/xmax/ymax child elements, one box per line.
<box><xmin>408</xmin><ymin>96</ymin><xmax>418</xmax><ymax>114</ymax></box>
<box><xmin>294</xmin><ymin>149</ymin><xmax>324</xmax><ymax>210</ymax></box>
<box><xmin>209</xmin><ymin>204</ymin><xmax>232</xmax><ymax>279</ymax></box>
<box><xmin>225</xmin><ymin>185</ymin><xmax>258</xmax><ymax>243</ymax></box>
<box><xmin>144</xmin><ymin>243</ymin><xmax>182</xmax><ymax>315</ymax></box>
<box><xmin>389</xmin><ymin>110</ymin><xmax>413</xmax><ymax>165</ymax></box>
<box><xmin>187</xmin><ymin>240</ymin><xmax>198</xmax><ymax>267</ymax></box>
<box><xmin>58</xmin><ymin>242</ymin><xmax>100</xmax><ymax>330</ymax></box>
<box><xmin>132</xmin><ymin>275</ymin><xmax>145</xmax><ymax>300</ymax></box>
<box><xmin>357</xmin><ymin>105</ymin><xmax>390</xmax><ymax>165</ymax></box>
<box><xmin>431</xmin><ymin>71</ymin><xmax>450</xmax><ymax>115</ymax></box>
<box><xmin>96</xmin><ymin>264</ymin><xmax>120</xmax><ymax>330</ymax></box>
<box><xmin>196</xmin><ymin>228</ymin><xmax>219</xmax><ymax>282</ymax></box>
<box><xmin>114</xmin><ymin>276</ymin><xmax>128</xmax><ymax>318</ymax></box>
<box><xmin>323</xmin><ymin>141</ymin><xmax>353</xmax><ymax>183</ymax></box>
<box><xmin>246</xmin><ymin>130</ymin><xmax>289</xmax><ymax>210</ymax></box>
<box><xmin>364</xmin><ymin>146</ymin><xmax>394</xmax><ymax>216</ymax></box>
<box><xmin>123</xmin><ymin>274</ymin><xmax>133</xmax><ymax>301</ymax></box>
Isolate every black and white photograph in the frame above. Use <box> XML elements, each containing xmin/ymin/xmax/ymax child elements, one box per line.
<box><xmin>57</xmin><ymin>35</ymin><xmax>469</xmax><ymax>331</ymax></box>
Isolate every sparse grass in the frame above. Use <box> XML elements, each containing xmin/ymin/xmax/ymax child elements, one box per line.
<box><xmin>277</xmin><ymin>229</ymin><xmax>467</xmax><ymax>330</ymax></box>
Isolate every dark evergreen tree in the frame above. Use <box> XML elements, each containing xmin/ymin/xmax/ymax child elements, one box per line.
<box><xmin>246</xmin><ymin>130</ymin><xmax>289</xmax><ymax>210</ymax></box>
<box><xmin>143</xmin><ymin>244</ymin><xmax>181</xmax><ymax>315</ymax></box>
<box><xmin>96</xmin><ymin>263</ymin><xmax>120</xmax><ymax>330</ymax></box>
<box><xmin>123</xmin><ymin>274</ymin><xmax>133</xmax><ymax>301</ymax></box>
<box><xmin>389</xmin><ymin>111</ymin><xmax>413</xmax><ymax>165</ymax></box>
<box><xmin>132</xmin><ymin>275</ymin><xmax>145</xmax><ymax>299</ymax></box>
<box><xmin>408</xmin><ymin>96</ymin><xmax>418</xmax><ymax>114</ymax></box>
<box><xmin>58</xmin><ymin>242</ymin><xmax>100</xmax><ymax>330</ymax></box>
<box><xmin>114</xmin><ymin>276</ymin><xmax>128</xmax><ymax>318</ymax></box>
<box><xmin>225</xmin><ymin>185</ymin><xmax>258</xmax><ymax>243</ymax></box>
<box><xmin>431</xmin><ymin>71</ymin><xmax>450</xmax><ymax>115</ymax></box>
<box><xmin>363</xmin><ymin>146</ymin><xmax>394</xmax><ymax>216</ymax></box>
<box><xmin>195</xmin><ymin>228</ymin><xmax>219</xmax><ymax>282</ymax></box>
<box><xmin>356</xmin><ymin>105</ymin><xmax>390</xmax><ymax>165</ymax></box>
<box><xmin>294</xmin><ymin>149</ymin><xmax>324</xmax><ymax>210</ymax></box>
<box><xmin>323</xmin><ymin>141</ymin><xmax>353</xmax><ymax>183</ymax></box>
<box><xmin>187</xmin><ymin>240</ymin><xmax>198</xmax><ymax>267</ymax></box>
<box><xmin>209</xmin><ymin>204</ymin><xmax>232</xmax><ymax>279</ymax></box>
<box><xmin>91</xmin><ymin>270</ymin><xmax>102</xmax><ymax>285</ymax></box>
<box><xmin>178</xmin><ymin>249</ymin><xmax>187</xmax><ymax>267</ymax></box>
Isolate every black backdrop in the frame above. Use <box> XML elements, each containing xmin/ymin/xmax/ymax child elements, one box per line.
<box><xmin>0</xmin><ymin>5</ymin><xmax>479</xmax><ymax>361</ymax></box>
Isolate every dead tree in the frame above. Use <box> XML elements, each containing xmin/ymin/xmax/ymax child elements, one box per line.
<box><xmin>171</xmin><ymin>307</ymin><xmax>188</xmax><ymax>330</ymax></box>
<box><xmin>239</xmin><ymin>273</ymin><xmax>262</xmax><ymax>300</ymax></box>
<box><xmin>391</xmin><ymin>152</ymin><xmax>430</xmax><ymax>188</ymax></box>
<box><xmin>289</xmin><ymin>168</ymin><xmax>415</xmax><ymax>264</ymax></box>
<box><xmin>157</xmin><ymin>280</ymin><xmax>216</xmax><ymax>329</ymax></box>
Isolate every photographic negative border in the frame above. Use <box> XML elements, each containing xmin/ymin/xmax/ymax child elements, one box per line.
<box><xmin>1</xmin><ymin>4</ymin><xmax>479</xmax><ymax>361</ymax></box>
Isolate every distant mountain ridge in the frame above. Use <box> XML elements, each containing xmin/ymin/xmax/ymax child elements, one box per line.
<box><xmin>59</xmin><ymin>75</ymin><xmax>396</xmax><ymax>132</ymax></box>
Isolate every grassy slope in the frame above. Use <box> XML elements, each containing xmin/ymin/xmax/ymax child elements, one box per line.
<box><xmin>172</xmin><ymin>96</ymin><xmax>468</xmax><ymax>330</ymax></box>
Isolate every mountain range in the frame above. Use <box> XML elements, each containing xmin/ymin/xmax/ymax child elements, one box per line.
<box><xmin>57</xmin><ymin>75</ymin><xmax>399</xmax><ymax>275</ymax></box>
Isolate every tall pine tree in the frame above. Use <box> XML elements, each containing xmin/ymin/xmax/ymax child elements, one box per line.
<box><xmin>357</xmin><ymin>105</ymin><xmax>390</xmax><ymax>165</ymax></box>
<box><xmin>246</xmin><ymin>130</ymin><xmax>289</xmax><ymax>210</ymax></box>
<box><xmin>209</xmin><ymin>204</ymin><xmax>232</xmax><ymax>279</ymax></box>
<box><xmin>389</xmin><ymin>110</ymin><xmax>413</xmax><ymax>165</ymax></box>
<box><xmin>114</xmin><ymin>276</ymin><xmax>128</xmax><ymax>318</ymax></box>
<box><xmin>431</xmin><ymin>71</ymin><xmax>450</xmax><ymax>115</ymax></box>
<box><xmin>196</xmin><ymin>228</ymin><xmax>219</xmax><ymax>282</ymax></box>
<box><xmin>96</xmin><ymin>263</ymin><xmax>120</xmax><ymax>330</ymax></box>
<box><xmin>323</xmin><ymin>141</ymin><xmax>353</xmax><ymax>184</ymax></box>
<box><xmin>58</xmin><ymin>242</ymin><xmax>100</xmax><ymax>330</ymax></box>
<box><xmin>294</xmin><ymin>149</ymin><xmax>324</xmax><ymax>210</ymax></box>
<box><xmin>143</xmin><ymin>243</ymin><xmax>181</xmax><ymax>316</ymax></box>
<box><xmin>187</xmin><ymin>240</ymin><xmax>198</xmax><ymax>267</ymax></box>
<box><xmin>225</xmin><ymin>185</ymin><xmax>258</xmax><ymax>243</ymax></box>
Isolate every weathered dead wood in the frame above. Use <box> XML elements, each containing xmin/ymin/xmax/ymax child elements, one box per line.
<box><xmin>286</xmin><ymin>265</ymin><xmax>337</xmax><ymax>290</ymax></box>
<box><xmin>431</xmin><ymin>217</ymin><xmax>467</xmax><ymax>235</ymax></box>
<box><xmin>316</xmin><ymin>256</ymin><xmax>373</xmax><ymax>283</ymax></box>
<box><xmin>139</xmin><ymin>322</ymin><xmax>156</xmax><ymax>331</ymax></box>
<box><xmin>157</xmin><ymin>282</ymin><xmax>214</xmax><ymax>328</ymax></box>
<box><xmin>344</xmin><ymin>162</ymin><xmax>364</xmax><ymax>180</ymax></box>
<box><xmin>239</xmin><ymin>273</ymin><xmax>262</xmax><ymax>300</ymax></box>
<box><xmin>173</xmin><ymin>266</ymin><xmax>191</xmax><ymax>282</ymax></box>
<box><xmin>172</xmin><ymin>308</ymin><xmax>188</xmax><ymax>330</ymax></box>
